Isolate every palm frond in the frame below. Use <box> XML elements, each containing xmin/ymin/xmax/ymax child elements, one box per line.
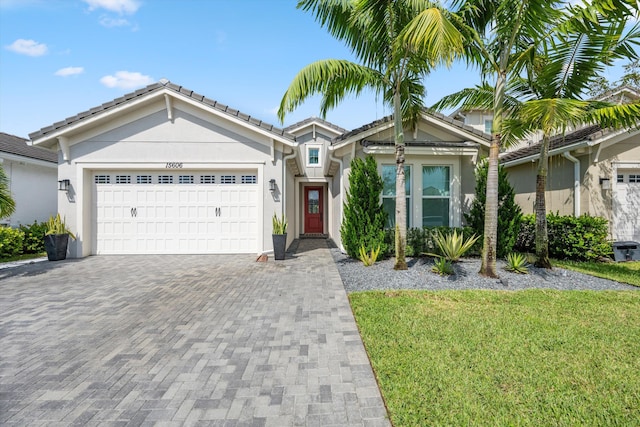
<box><xmin>0</xmin><ymin>166</ymin><xmax>16</xmax><ymax>219</ymax></box>
<box><xmin>278</xmin><ymin>59</ymin><xmax>384</xmax><ymax>122</ymax></box>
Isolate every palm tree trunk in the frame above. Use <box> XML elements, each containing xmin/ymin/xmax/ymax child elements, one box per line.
<box><xmin>480</xmin><ymin>72</ymin><xmax>505</xmax><ymax>278</ymax></box>
<box><xmin>535</xmin><ymin>135</ymin><xmax>552</xmax><ymax>268</ymax></box>
<box><xmin>393</xmin><ymin>90</ymin><xmax>408</xmax><ymax>270</ymax></box>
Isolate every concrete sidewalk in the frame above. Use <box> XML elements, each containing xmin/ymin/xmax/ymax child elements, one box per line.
<box><xmin>0</xmin><ymin>239</ymin><xmax>390</xmax><ymax>426</ymax></box>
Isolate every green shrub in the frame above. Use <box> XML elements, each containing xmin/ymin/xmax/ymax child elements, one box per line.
<box><xmin>465</xmin><ymin>161</ymin><xmax>522</xmax><ymax>258</ymax></box>
<box><xmin>341</xmin><ymin>156</ymin><xmax>387</xmax><ymax>260</ymax></box>
<box><xmin>19</xmin><ymin>221</ymin><xmax>47</xmax><ymax>254</ymax></box>
<box><xmin>0</xmin><ymin>226</ymin><xmax>25</xmax><ymax>258</ymax></box>
<box><xmin>385</xmin><ymin>226</ymin><xmax>481</xmax><ymax>258</ymax></box>
<box><xmin>515</xmin><ymin>213</ymin><xmax>611</xmax><ymax>261</ymax></box>
<box><xmin>431</xmin><ymin>257</ymin><xmax>454</xmax><ymax>276</ymax></box>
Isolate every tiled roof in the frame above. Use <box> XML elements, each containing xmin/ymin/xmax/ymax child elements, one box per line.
<box><xmin>0</xmin><ymin>132</ymin><xmax>57</xmax><ymax>163</ymax></box>
<box><xmin>29</xmin><ymin>80</ymin><xmax>296</xmax><ymax>142</ymax></box>
<box><xmin>333</xmin><ymin>109</ymin><xmax>490</xmax><ymax>144</ymax></box>
<box><xmin>500</xmin><ymin>125</ymin><xmax>604</xmax><ymax>163</ymax></box>
<box><xmin>284</xmin><ymin>117</ymin><xmax>347</xmax><ymax>135</ymax></box>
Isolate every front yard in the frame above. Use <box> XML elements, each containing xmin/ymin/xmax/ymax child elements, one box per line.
<box><xmin>350</xmin><ymin>290</ymin><xmax>640</xmax><ymax>426</ymax></box>
<box><xmin>554</xmin><ymin>260</ymin><xmax>640</xmax><ymax>286</ymax></box>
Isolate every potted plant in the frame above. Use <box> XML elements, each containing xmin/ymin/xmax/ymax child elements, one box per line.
<box><xmin>44</xmin><ymin>213</ymin><xmax>76</xmax><ymax>261</ymax></box>
<box><xmin>272</xmin><ymin>213</ymin><xmax>287</xmax><ymax>260</ymax></box>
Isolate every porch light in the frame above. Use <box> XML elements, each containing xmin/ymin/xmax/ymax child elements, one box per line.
<box><xmin>58</xmin><ymin>179</ymin><xmax>70</xmax><ymax>192</ymax></box>
<box><xmin>269</xmin><ymin>179</ymin><xmax>276</xmax><ymax>192</ymax></box>
<box><xmin>599</xmin><ymin>177</ymin><xmax>611</xmax><ymax>190</ymax></box>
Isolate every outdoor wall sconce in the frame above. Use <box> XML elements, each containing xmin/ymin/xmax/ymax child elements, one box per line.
<box><xmin>599</xmin><ymin>177</ymin><xmax>611</xmax><ymax>190</ymax></box>
<box><xmin>58</xmin><ymin>179</ymin><xmax>70</xmax><ymax>192</ymax></box>
<box><xmin>269</xmin><ymin>179</ymin><xmax>276</xmax><ymax>193</ymax></box>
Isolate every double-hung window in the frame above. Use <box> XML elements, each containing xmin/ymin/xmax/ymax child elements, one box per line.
<box><xmin>422</xmin><ymin>166</ymin><xmax>450</xmax><ymax>227</ymax></box>
<box><xmin>381</xmin><ymin>164</ymin><xmax>411</xmax><ymax>228</ymax></box>
<box><xmin>307</xmin><ymin>146</ymin><xmax>321</xmax><ymax>167</ymax></box>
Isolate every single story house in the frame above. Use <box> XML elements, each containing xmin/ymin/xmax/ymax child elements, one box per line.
<box><xmin>501</xmin><ymin>125</ymin><xmax>640</xmax><ymax>242</ymax></box>
<box><xmin>29</xmin><ymin>79</ymin><xmax>490</xmax><ymax>258</ymax></box>
<box><xmin>0</xmin><ymin>132</ymin><xmax>57</xmax><ymax>227</ymax></box>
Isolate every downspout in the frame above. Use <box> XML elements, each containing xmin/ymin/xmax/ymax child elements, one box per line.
<box><xmin>328</xmin><ymin>146</ymin><xmax>344</xmax><ymax>252</ymax></box>
<box><xmin>563</xmin><ymin>152</ymin><xmax>580</xmax><ymax>216</ymax></box>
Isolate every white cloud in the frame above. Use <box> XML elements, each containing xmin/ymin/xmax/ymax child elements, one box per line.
<box><xmin>100</xmin><ymin>71</ymin><xmax>153</xmax><ymax>89</ymax></box>
<box><xmin>82</xmin><ymin>0</ymin><xmax>140</xmax><ymax>14</ymax></box>
<box><xmin>5</xmin><ymin>38</ymin><xmax>47</xmax><ymax>56</ymax></box>
<box><xmin>55</xmin><ymin>67</ymin><xmax>84</xmax><ymax>77</ymax></box>
<box><xmin>99</xmin><ymin>16</ymin><xmax>131</xmax><ymax>27</ymax></box>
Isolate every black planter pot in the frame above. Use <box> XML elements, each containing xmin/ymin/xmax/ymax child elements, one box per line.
<box><xmin>44</xmin><ymin>234</ymin><xmax>69</xmax><ymax>261</ymax></box>
<box><xmin>272</xmin><ymin>233</ymin><xmax>287</xmax><ymax>260</ymax></box>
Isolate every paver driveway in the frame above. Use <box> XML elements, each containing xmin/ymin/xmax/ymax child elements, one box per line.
<box><xmin>0</xmin><ymin>239</ymin><xmax>390</xmax><ymax>426</ymax></box>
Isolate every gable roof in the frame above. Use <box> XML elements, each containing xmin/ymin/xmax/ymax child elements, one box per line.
<box><xmin>332</xmin><ymin>109</ymin><xmax>491</xmax><ymax>148</ymax></box>
<box><xmin>595</xmin><ymin>85</ymin><xmax>640</xmax><ymax>104</ymax></box>
<box><xmin>500</xmin><ymin>124</ymin><xmax>609</xmax><ymax>165</ymax></box>
<box><xmin>29</xmin><ymin>79</ymin><xmax>296</xmax><ymax>146</ymax></box>
<box><xmin>284</xmin><ymin>117</ymin><xmax>347</xmax><ymax>135</ymax></box>
<box><xmin>0</xmin><ymin>132</ymin><xmax>57</xmax><ymax>163</ymax></box>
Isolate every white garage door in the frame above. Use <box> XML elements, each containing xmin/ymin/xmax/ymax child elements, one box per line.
<box><xmin>613</xmin><ymin>171</ymin><xmax>640</xmax><ymax>242</ymax></box>
<box><xmin>94</xmin><ymin>171</ymin><xmax>259</xmax><ymax>254</ymax></box>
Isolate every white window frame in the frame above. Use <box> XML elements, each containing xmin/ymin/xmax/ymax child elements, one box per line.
<box><xmin>381</xmin><ymin>164</ymin><xmax>412</xmax><ymax>228</ymax></box>
<box><xmin>484</xmin><ymin>119</ymin><xmax>493</xmax><ymax>134</ymax></box>
<box><xmin>306</xmin><ymin>145</ymin><xmax>322</xmax><ymax>167</ymax></box>
<box><xmin>421</xmin><ymin>165</ymin><xmax>452</xmax><ymax>227</ymax></box>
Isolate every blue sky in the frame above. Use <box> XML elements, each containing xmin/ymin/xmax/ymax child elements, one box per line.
<box><xmin>0</xmin><ymin>0</ymin><xmax>630</xmax><ymax>139</ymax></box>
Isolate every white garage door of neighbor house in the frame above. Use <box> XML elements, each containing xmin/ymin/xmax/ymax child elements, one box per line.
<box><xmin>614</xmin><ymin>171</ymin><xmax>640</xmax><ymax>242</ymax></box>
<box><xmin>93</xmin><ymin>171</ymin><xmax>259</xmax><ymax>254</ymax></box>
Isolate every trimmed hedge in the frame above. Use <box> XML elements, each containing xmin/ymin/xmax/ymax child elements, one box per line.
<box><xmin>515</xmin><ymin>213</ymin><xmax>612</xmax><ymax>261</ymax></box>
<box><xmin>0</xmin><ymin>226</ymin><xmax>25</xmax><ymax>258</ymax></box>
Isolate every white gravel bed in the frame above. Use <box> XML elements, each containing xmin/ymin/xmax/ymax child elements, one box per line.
<box><xmin>330</xmin><ymin>247</ymin><xmax>638</xmax><ymax>293</ymax></box>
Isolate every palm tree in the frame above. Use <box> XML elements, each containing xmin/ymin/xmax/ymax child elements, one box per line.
<box><xmin>0</xmin><ymin>166</ymin><xmax>16</xmax><ymax>219</ymax></box>
<box><xmin>435</xmin><ymin>0</ymin><xmax>640</xmax><ymax>269</ymax></box>
<box><xmin>427</xmin><ymin>0</ymin><xmax>563</xmax><ymax>277</ymax></box>
<box><xmin>513</xmin><ymin>3</ymin><xmax>640</xmax><ymax>267</ymax></box>
<box><xmin>278</xmin><ymin>0</ymin><xmax>464</xmax><ymax>270</ymax></box>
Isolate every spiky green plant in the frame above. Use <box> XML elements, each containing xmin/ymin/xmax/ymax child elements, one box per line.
<box><xmin>431</xmin><ymin>257</ymin><xmax>454</xmax><ymax>276</ymax></box>
<box><xmin>505</xmin><ymin>252</ymin><xmax>529</xmax><ymax>274</ymax></box>
<box><xmin>45</xmin><ymin>213</ymin><xmax>76</xmax><ymax>239</ymax></box>
<box><xmin>358</xmin><ymin>244</ymin><xmax>381</xmax><ymax>267</ymax></box>
<box><xmin>272</xmin><ymin>213</ymin><xmax>287</xmax><ymax>235</ymax></box>
<box><xmin>428</xmin><ymin>230</ymin><xmax>479</xmax><ymax>262</ymax></box>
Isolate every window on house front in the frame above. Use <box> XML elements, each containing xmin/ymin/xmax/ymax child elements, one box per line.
<box><xmin>617</xmin><ymin>174</ymin><xmax>624</xmax><ymax>183</ymax></box>
<box><xmin>422</xmin><ymin>166</ymin><xmax>450</xmax><ymax>227</ymax></box>
<box><xmin>241</xmin><ymin>175</ymin><xmax>257</xmax><ymax>184</ymax></box>
<box><xmin>200</xmin><ymin>175</ymin><xmax>215</xmax><ymax>184</ymax></box>
<box><xmin>115</xmin><ymin>175</ymin><xmax>131</xmax><ymax>184</ymax></box>
<box><xmin>179</xmin><ymin>175</ymin><xmax>194</xmax><ymax>184</ymax></box>
<box><xmin>137</xmin><ymin>175</ymin><xmax>152</xmax><ymax>184</ymax></box>
<box><xmin>630</xmin><ymin>174</ymin><xmax>640</xmax><ymax>183</ymax></box>
<box><xmin>308</xmin><ymin>147</ymin><xmax>320</xmax><ymax>166</ymax></box>
<box><xmin>381</xmin><ymin>164</ymin><xmax>411</xmax><ymax>228</ymax></box>
<box><xmin>158</xmin><ymin>175</ymin><xmax>173</xmax><ymax>184</ymax></box>
<box><xmin>484</xmin><ymin>119</ymin><xmax>493</xmax><ymax>134</ymax></box>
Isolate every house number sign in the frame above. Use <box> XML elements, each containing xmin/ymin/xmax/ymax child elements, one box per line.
<box><xmin>165</xmin><ymin>162</ymin><xmax>183</xmax><ymax>168</ymax></box>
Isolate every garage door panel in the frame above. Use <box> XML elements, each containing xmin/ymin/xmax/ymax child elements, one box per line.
<box><xmin>95</xmin><ymin>171</ymin><xmax>259</xmax><ymax>254</ymax></box>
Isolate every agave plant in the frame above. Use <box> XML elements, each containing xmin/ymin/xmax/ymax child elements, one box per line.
<box><xmin>505</xmin><ymin>252</ymin><xmax>529</xmax><ymax>274</ymax></box>
<box><xmin>428</xmin><ymin>230</ymin><xmax>479</xmax><ymax>262</ymax></box>
<box><xmin>358</xmin><ymin>244</ymin><xmax>381</xmax><ymax>267</ymax></box>
<box><xmin>272</xmin><ymin>213</ymin><xmax>287</xmax><ymax>235</ymax></box>
<box><xmin>45</xmin><ymin>213</ymin><xmax>76</xmax><ymax>239</ymax></box>
<box><xmin>431</xmin><ymin>257</ymin><xmax>454</xmax><ymax>276</ymax></box>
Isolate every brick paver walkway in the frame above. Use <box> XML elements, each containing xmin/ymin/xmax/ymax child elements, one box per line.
<box><xmin>0</xmin><ymin>239</ymin><xmax>390</xmax><ymax>426</ymax></box>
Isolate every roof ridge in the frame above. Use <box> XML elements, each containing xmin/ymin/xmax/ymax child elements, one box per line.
<box><xmin>29</xmin><ymin>80</ymin><xmax>296</xmax><ymax>142</ymax></box>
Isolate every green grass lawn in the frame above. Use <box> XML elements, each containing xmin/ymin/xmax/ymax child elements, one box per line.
<box><xmin>350</xmin><ymin>290</ymin><xmax>640</xmax><ymax>426</ymax></box>
<box><xmin>554</xmin><ymin>260</ymin><xmax>640</xmax><ymax>287</ymax></box>
<box><xmin>0</xmin><ymin>252</ymin><xmax>46</xmax><ymax>263</ymax></box>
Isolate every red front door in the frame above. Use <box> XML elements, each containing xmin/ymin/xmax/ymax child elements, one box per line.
<box><xmin>304</xmin><ymin>186</ymin><xmax>323</xmax><ymax>234</ymax></box>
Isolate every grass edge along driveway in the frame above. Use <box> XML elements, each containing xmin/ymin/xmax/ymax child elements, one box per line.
<box><xmin>350</xmin><ymin>290</ymin><xmax>640</xmax><ymax>426</ymax></box>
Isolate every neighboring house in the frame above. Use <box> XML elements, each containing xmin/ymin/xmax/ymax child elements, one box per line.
<box><xmin>501</xmin><ymin>125</ymin><xmax>640</xmax><ymax>242</ymax></box>
<box><xmin>0</xmin><ymin>132</ymin><xmax>57</xmax><ymax>227</ymax></box>
<box><xmin>29</xmin><ymin>79</ymin><xmax>490</xmax><ymax>258</ymax></box>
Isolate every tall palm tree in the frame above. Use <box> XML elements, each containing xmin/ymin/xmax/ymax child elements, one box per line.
<box><xmin>278</xmin><ymin>0</ymin><xmax>464</xmax><ymax>270</ymax></box>
<box><xmin>0</xmin><ymin>166</ymin><xmax>16</xmax><ymax>219</ymax></box>
<box><xmin>513</xmin><ymin>3</ymin><xmax>640</xmax><ymax>267</ymax></box>
<box><xmin>435</xmin><ymin>0</ymin><xmax>637</xmax><ymax>267</ymax></box>
<box><xmin>429</xmin><ymin>0</ymin><xmax>563</xmax><ymax>277</ymax></box>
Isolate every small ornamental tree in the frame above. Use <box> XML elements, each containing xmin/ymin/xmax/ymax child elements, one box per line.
<box><xmin>340</xmin><ymin>156</ymin><xmax>387</xmax><ymax>260</ymax></box>
<box><xmin>465</xmin><ymin>161</ymin><xmax>522</xmax><ymax>259</ymax></box>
